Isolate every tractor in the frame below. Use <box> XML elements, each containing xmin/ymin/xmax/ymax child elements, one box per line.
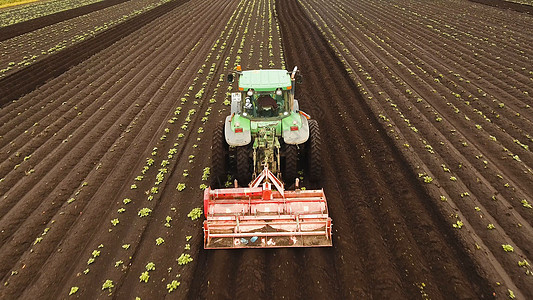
<box><xmin>211</xmin><ymin>66</ymin><xmax>321</xmax><ymax>187</ymax></box>
<box><xmin>203</xmin><ymin>67</ymin><xmax>332</xmax><ymax>249</ymax></box>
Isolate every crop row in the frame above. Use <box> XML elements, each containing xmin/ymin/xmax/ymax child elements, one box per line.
<box><xmin>298</xmin><ymin>0</ymin><xmax>532</xmax><ymax>298</ymax></box>
<box><xmin>0</xmin><ymin>0</ymin><xmax>104</xmax><ymax>27</ymax></box>
<box><xmin>0</xmin><ymin>0</ymin><xmax>172</xmax><ymax>78</ymax></box>
<box><xmin>58</xmin><ymin>0</ymin><xmax>285</xmax><ymax>296</ymax></box>
<box><xmin>3</xmin><ymin>1</ymin><xmax>279</xmax><ymax>293</ymax></box>
<box><xmin>0</xmin><ymin>0</ymin><xmax>228</xmax><ymax>297</ymax></box>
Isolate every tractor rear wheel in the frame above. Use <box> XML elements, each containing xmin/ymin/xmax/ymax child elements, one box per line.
<box><xmin>283</xmin><ymin>143</ymin><xmax>298</xmax><ymax>184</ymax></box>
<box><xmin>307</xmin><ymin>119</ymin><xmax>322</xmax><ymax>182</ymax></box>
<box><xmin>211</xmin><ymin>123</ymin><xmax>227</xmax><ymax>188</ymax></box>
<box><xmin>236</xmin><ymin>145</ymin><xmax>252</xmax><ymax>186</ymax></box>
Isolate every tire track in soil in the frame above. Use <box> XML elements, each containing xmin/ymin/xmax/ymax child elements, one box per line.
<box><xmin>264</xmin><ymin>249</ymin><xmax>304</xmax><ymax>299</ymax></box>
<box><xmin>278</xmin><ymin>0</ymin><xmax>493</xmax><ymax>298</ymax></box>
<box><xmin>235</xmin><ymin>251</ymin><xmax>267</xmax><ymax>298</ymax></box>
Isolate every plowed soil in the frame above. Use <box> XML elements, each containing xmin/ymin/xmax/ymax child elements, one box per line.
<box><xmin>0</xmin><ymin>0</ymin><xmax>531</xmax><ymax>299</ymax></box>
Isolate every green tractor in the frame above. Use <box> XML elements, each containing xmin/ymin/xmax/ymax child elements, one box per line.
<box><xmin>211</xmin><ymin>67</ymin><xmax>322</xmax><ymax>187</ymax></box>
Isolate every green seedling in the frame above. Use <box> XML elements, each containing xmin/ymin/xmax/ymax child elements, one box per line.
<box><xmin>69</xmin><ymin>287</ymin><xmax>79</xmax><ymax>295</ymax></box>
<box><xmin>102</xmin><ymin>280</ymin><xmax>114</xmax><ymax>291</ymax></box>
<box><xmin>502</xmin><ymin>244</ymin><xmax>514</xmax><ymax>252</ymax></box>
<box><xmin>167</xmin><ymin>280</ymin><xmax>180</xmax><ymax>293</ymax></box>
<box><xmin>177</xmin><ymin>253</ymin><xmax>193</xmax><ymax>265</ymax></box>
<box><xmin>146</xmin><ymin>262</ymin><xmax>155</xmax><ymax>271</ymax></box>
<box><xmin>522</xmin><ymin>200</ymin><xmax>532</xmax><ymax>209</ymax></box>
<box><xmin>138</xmin><ymin>208</ymin><xmax>152</xmax><ymax>217</ymax></box>
<box><xmin>188</xmin><ymin>208</ymin><xmax>202</xmax><ymax>220</ymax></box>
<box><xmin>139</xmin><ymin>271</ymin><xmax>149</xmax><ymax>283</ymax></box>
<box><xmin>453</xmin><ymin>220</ymin><xmax>463</xmax><ymax>229</ymax></box>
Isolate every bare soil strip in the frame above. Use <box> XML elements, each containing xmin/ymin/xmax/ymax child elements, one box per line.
<box><xmin>0</xmin><ymin>0</ymin><xmax>128</xmax><ymax>41</ymax></box>
<box><xmin>470</xmin><ymin>0</ymin><xmax>533</xmax><ymax>14</ymax></box>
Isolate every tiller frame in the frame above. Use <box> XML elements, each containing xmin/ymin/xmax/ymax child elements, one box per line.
<box><xmin>203</xmin><ymin>166</ymin><xmax>332</xmax><ymax>249</ymax></box>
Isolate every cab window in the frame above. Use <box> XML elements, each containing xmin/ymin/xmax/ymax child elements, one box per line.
<box><xmin>242</xmin><ymin>90</ymin><xmax>288</xmax><ymax>118</ymax></box>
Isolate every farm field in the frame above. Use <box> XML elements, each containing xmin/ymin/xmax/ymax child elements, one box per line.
<box><xmin>0</xmin><ymin>0</ymin><xmax>106</xmax><ymax>28</ymax></box>
<box><xmin>293</xmin><ymin>0</ymin><xmax>533</xmax><ymax>298</ymax></box>
<box><xmin>0</xmin><ymin>0</ymin><xmax>531</xmax><ymax>299</ymax></box>
<box><xmin>0</xmin><ymin>0</ymin><xmax>173</xmax><ymax>78</ymax></box>
<box><xmin>0</xmin><ymin>0</ymin><xmax>130</xmax><ymax>41</ymax></box>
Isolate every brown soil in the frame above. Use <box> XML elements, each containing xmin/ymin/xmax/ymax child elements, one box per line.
<box><xmin>296</xmin><ymin>0</ymin><xmax>533</xmax><ymax>298</ymax></box>
<box><xmin>0</xmin><ymin>0</ymin><xmax>531</xmax><ymax>298</ymax></box>
<box><xmin>0</xmin><ymin>0</ymin><xmax>129</xmax><ymax>41</ymax></box>
<box><xmin>0</xmin><ymin>0</ymin><xmax>189</xmax><ymax>106</ymax></box>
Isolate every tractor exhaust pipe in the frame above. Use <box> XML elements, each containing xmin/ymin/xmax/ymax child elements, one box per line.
<box><xmin>291</xmin><ymin>66</ymin><xmax>298</xmax><ymax>80</ymax></box>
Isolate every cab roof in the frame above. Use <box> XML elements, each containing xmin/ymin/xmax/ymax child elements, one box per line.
<box><xmin>238</xmin><ymin>69</ymin><xmax>292</xmax><ymax>92</ymax></box>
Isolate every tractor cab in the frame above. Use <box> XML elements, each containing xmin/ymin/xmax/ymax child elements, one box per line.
<box><xmin>228</xmin><ymin>68</ymin><xmax>300</xmax><ymax>120</ymax></box>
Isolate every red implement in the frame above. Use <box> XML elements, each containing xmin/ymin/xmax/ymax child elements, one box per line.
<box><xmin>203</xmin><ymin>166</ymin><xmax>332</xmax><ymax>249</ymax></box>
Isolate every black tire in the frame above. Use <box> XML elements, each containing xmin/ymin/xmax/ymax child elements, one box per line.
<box><xmin>211</xmin><ymin>123</ymin><xmax>227</xmax><ymax>188</ymax></box>
<box><xmin>307</xmin><ymin>119</ymin><xmax>322</xmax><ymax>182</ymax></box>
<box><xmin>283</xmin><ymin>143</ymin><xmax>298</xmax><ymax>184</ymax></box>
<box><xmin>236</xmin><ymin>145</ymin><xmax>252</xmax><ymax>186</ymax></box>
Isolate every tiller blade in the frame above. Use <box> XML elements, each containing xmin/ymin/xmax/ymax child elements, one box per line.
<box><xmin>203</xmin><ymin>167</ymin><xmax>332</xmax><ymax>249</ymax></box>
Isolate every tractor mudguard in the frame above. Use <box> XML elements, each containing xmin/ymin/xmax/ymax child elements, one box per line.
<box><xmin>225</xmin><ymin>115</ymin><xmax>251</xmax><ymax>146</ymax></box>
<box><xmin>283</xmin><ymin>113</ymin><xmax>309</xmax><ymax>144</ymax></box>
